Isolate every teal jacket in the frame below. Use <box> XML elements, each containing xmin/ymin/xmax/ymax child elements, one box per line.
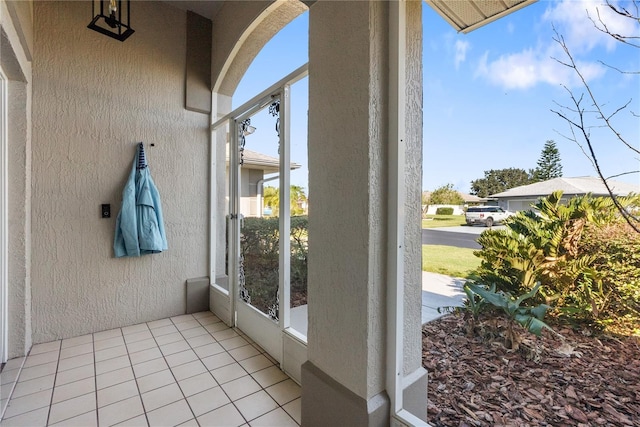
<box><xmin>114</xmin><ymin>143</ymin><xmax>167</xmax><ymax>257</ymax></box>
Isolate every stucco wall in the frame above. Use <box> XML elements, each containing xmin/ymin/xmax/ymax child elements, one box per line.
<box><xmin>307</xmin><ymin>1</ymin><xmax>387</xmax><ymax>399</ymax></box>
<box><xmin>31</xmin><ymin>1</ymin><xmax>209</xmax><ymax>343</ymax></box>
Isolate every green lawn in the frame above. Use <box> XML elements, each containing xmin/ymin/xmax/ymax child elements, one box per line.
<box><xmin>422</xmin><ymin>245</ymin><xmax>481</xmax><ymax>278</ymax></box>
<box><xmin>422</xmin><ymin>214</ymin><xmax>466</xmax><ymax>228</ymax></box>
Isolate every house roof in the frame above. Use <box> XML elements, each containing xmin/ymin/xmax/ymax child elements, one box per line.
<box><xmin>238</xmin><ymin>149</ymin><xmax>301</xmax><ymax>174</ymax></box>
<box><xmin>489</xmin><ymin>177</ymin><xmax>640</xmax><ymax>199</ymax></box>
<box><xmin>425</xmin><ymin>0</ymin><xmax>538</xmax><ymax>33</ymax></box>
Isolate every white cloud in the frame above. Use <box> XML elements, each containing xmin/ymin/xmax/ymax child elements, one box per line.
<box><xmin>454</xmin><ymin>40</ymin><xmax>470</xmax><ymax>69</ymax></box>
<box><xmin>542</xmin><ymin>0</ymin><xmax>639</xmax><ymax>53</ymax></box>
<box><xmin>473</xmin><ymin>0</ymin><xmax>634</xmax><ymax>90</ymax></box>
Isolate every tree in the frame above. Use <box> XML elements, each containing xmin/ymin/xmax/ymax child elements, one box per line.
<box><xmin>263</xmin><ymin>185</ymin><xmax>308</xmax><ymax>216</ymax></box>
<box><xmin>533</xmin><ymin>140</ymin><xmax>563</xmax><ymax>182</ymax></box>
<box><xmin>470</xmin><ymin>168</ymin><xmax>533</xmax><ymax>198</ymax></box>
<box><xmin>551</xmin><ymin>0</ymin><xmax>640</xmax><ymax>232</ymax></box>
<box><xmin>427</xmin><ymin>184</ymin><xmax>464</xmax><ymax>205</ymax></box>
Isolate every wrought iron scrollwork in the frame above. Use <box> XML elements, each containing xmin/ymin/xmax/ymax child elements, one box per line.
<box><xmin>239</xmin><ymin>118</ymin><xmax>251</xmax><ymax>166</ymax></box>
<box><xmin>269</xmin><ymin>100</ymin><xmax>280</xmax><ymax>138</ymax></box>
<box><xmin>268</xmin><ymin>289</ymin><xmax>279</xmax><ymax>322</ymax></box>
<box><xmin>238</xmin><ymin>253</ymin><xmax>250</xmax><ymax>304</ymax></box>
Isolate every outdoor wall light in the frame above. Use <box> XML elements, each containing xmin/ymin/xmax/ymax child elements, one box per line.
<box><xmin>88</xmin><ymin>0</ymin><xmax>134</xmax><ymax>42</ymax></box>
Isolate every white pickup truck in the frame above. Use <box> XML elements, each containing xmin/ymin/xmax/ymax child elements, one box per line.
<box><xmin>465</xmin><ymin>206</ymin><xmax>514</xmax><ymax>227</ymax></box>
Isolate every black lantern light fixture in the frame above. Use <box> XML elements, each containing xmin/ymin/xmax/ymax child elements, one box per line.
<box><xmin>88</xmin><ymin>0</ymin><xmax>134</xmax><ymax>42</ymax></box>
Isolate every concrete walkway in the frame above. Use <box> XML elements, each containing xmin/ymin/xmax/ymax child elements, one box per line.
<box><xmin>421</xmin><ymin>272</ymin><xmax>467</xmax><ymax>324</ymax></box>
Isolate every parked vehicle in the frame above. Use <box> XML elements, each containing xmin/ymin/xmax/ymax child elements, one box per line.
<box><xmin>465</xmin><ymin>206</ymin><xmax>513</xmax><ymax>227</ymax></box>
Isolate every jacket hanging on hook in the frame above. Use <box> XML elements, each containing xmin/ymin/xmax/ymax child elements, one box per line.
<box><xmin>114</xmin><ymin>143</ymin><xmax>168</xmax><ymax>257</ymax></box>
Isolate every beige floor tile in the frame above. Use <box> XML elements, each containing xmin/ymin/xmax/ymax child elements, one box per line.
<box><xmin>165</xmin><ymin>349</ymin><xmax>198</xmax><ymax>368</ymax></box>
<box><xmin>50</xmin><ymin>409</ymin><xmax>97</xmax><ymax>427</ymax></box>
<box><xmin>174</xmin><ymin>319</ymin><xmax>200</xmax><ymax>332</ymax></box>
<box><xmin>133</xmin><ymin>357</ymin><xmax>169</xmax><ymax>378</ymax></box>
<box><xmin>48</xmin><ymin>392</ymin><xmax>96</xmax><ymax>424</ymax></box>
<box><xmin>94</xmin><ymin>345</ymin><xmax>127</xmax><ymax>363</ymax></box>
<box><xmin>2</xmin><ymin>389</ymin><xmax>52</xmax><ymax>419</ymax></box>
<box><xmin>211</xmin><ymin>329</ymin><xmax>238</xmax><ymax>341</ymax></box>
<box><xmin>238</xmin><ymin>355</ymin><xmax>273</xmax><ymax>374</ymax></box>
<box><xmin>197</xmin><ymin>403</ymin><xmax>245</xmax><ymax>427</ymax></box>
<box><xmin>129</xmin><ymin>347</ymin><xmax>163</xmax><ymax>366</ymax></box>
<box><xmin>12</xmin><ymin>362</ymin><xmax>56</xmax><ymax>383</ymax></box>
<box><xmin>1</xmin><ymin>368</ymin><xmax>20</xmax><ymax>386</ymax></box>
<box><xmin>96</xmin><ymin>366</ymin><xmax>135</xmax><ymax>390</ymax></box>
<box><xmin>211</xmin><ymin>363</ymin><xmax>248</xmax><ymax>385</ymax></box>
<box><xmin>23</xmin><ymin>350</ymin><xmax>59</xmax><ymax>368</ymax></box>
<box><xmin>249</xmin><ymin>407</ymin><xmax>299</xmax><ymax>427</ymax></box>
<box><xmin>125</xmin><ymin>338</ymin><xmax>158</xmax><ymax>354</ymax></box>
<box><xmin>250</xmin><ymin>366</ymin><xmax>288</xmax><ymax>388</ymax></box>
<box><xmin>140</xmin><ymin>382</ymin><xmax>183</xmax><ymax>412</ymax></box>
<box><xmin>171</xmin><ymin>314</ymin><xmax>195</xmax><ymax>324</ymax></box>
<box><xmin>186</xmin><ymin>387</ymin><xmax>230</xmax><ymax>417</ymax></box>
<box><xmin>2</xmin><ymin>357</ymin><xmax>25</xmax><ymax>372</ymax></box>
<box><xmin>121</xmin><ymin>323</ymin><xmax>149</xmax><ymax>335</ymax></box>
<box><xmin>52</xmin><ymin>377</ymin><xmax>95</xmax><ymax>404</ymax></box>
<box><xmin>200</xmin><ymin>352</ymin><xmax>234</xmax><ymax>371</ymax></box>
<box><xmin>112</xmin><ymin>414</ymin><xmax>148</xmax><ymax>427</ymax></box>
<box><xmin>265</xmin><ymin>379</ymin><xmax>301</xmax><ymax>406</ymax></box>
<box><xmin>205</xmin><ymin>322</ymin><xmax>230</xmax><ymax>334</ymax></box>
<box><xmin>185</xmin><ymin>334</ymin><xmax>216</xmax><ymax>349</ymax></box>
<box><xmin>57</xmin><ymin>353</ymin><xmax>94</xmax><ymax>372</ymax></box>
<box><xmin>177</xmin><ymin>418</ymin><xmax>198</xmax><ymax>426</ymax></box>
<box><xmin>97</xmin><ymin>379</ymin><xmax>139</xmax><ymax>408</ymax></box>
<box><xmin>171</xmin><ymin>360</ymin><xmax>208</xmax><ymax>381</ymax></box>
<box><xmin>234</xmin><ymin>390</ymin><xmax>278</xmax><ymax>422</ymax></box>
<box><xmin>282</xmin><ymin>397</ymin><xmax>301</xmax><ymax>425</ymax></box>
<box><xmin>93</xmin><ymin>328</ymin><xmax>122</xmax><ymax>342</ymax></box>
<box><xmin>193</xmin><ymin>342</ymin><xmax>225</xmax><ymax>359</ymax></box>
<box><xmin>219</xmin><ymin>336</ymin><xmax>249</xmax><ymax>351</ymax></box>
<box><xmin>146</xmin><ymin>399</ymin><xmax>193</xmax><ymax>427</ymax></box>
<box><xmin>59</xmin><ymin>342</ymin><xmax>94</xmax><ymax>360</ymax></box>
<box><xmin>159</xmin><ymin>340</ymin><xmax>190</xmax><ymax>356</ymax></box>
<box><xmin>136</xmin><ymin>370</ymin><xmax>175</xmax><ymax>394</ymax></box>
<box><xmin>195</xmin><ymin>316</ymin><xmax>219</xmax><ymax>327</ymax></box>
<box><xmin>147</xmin><ymin>318</ymin><xmax>172</xmax><ymax>329</ymax></box>
<box><xmin>177</xmin><ymin>372</ymin><xmax>218</xmax><ymax>397</ymax></box>
<box><xmin>96</xmin><ymin>355</ymin><xmax>131</xmax><ymax>375</ymax></box>
<box><xmin>220</xmin><ymin>375</ymin><xmax>261</xmax><ymax>401</ymax></box>
<box><xmin>150</xmin><ymin>324</ymin><xmax>178</xmax><ymax>337</ymax></box>
<box><xmin>94</xmin><ymin>336</ymin><xmax>125</xmax><ymax>351</ymax></box>
<box><xmin>60</xmin><ymin>334</ymin><xmax>93</xmax><ymax>349</ymax></box>
<box><xmin>29</xmin><ymin>340</ymin><xmax>61</xmax><ymax>355</ymax></box>
<box><xmin>55</xmin><ymin>364</ymin><xmax>95</xmax><ymax>387</ymax></box>
<box><xmin>154</xmin><ymin>332</ymin><xmax>183</xmax><ymax>346</ymax></box>
<box><xmin>0</xmin><ymin>406</ymin><xmax>49</xmax><ymax>426</ymax></box>
<box><xmin>228</xmin><ymin>344</ymin><xmax>261</xmax><ymax>362</ymax></box>
<box><xmin>192</xmin><ymin>311</ymin><xmax>214</xmax><ymax>320</ymax></box>
<box><xmin>98</xmin><ymin>395</ymin><xmax>144</xmax><ymax>427</ymax></box>
<box><xmin>124</xmin><ymin>330</ymin><xmax>154</xmax><ymax>344</ymax></box>
<box><xmin>179</xmin><ymin>327</ymin><xmax>208</xmax><ymax>340</ymax></box>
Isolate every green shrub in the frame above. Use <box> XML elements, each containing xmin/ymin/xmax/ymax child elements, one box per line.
<box><xmin>435</xmin><ymin>207</ymin><xmax>454</xmax><ymax>215</ymax></box>
<box><xmin>238</xmin><ymin>216</ymin><xmax>308</xmax><ymax>316</ymax></box>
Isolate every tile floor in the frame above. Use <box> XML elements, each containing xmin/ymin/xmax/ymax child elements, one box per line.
<box><xmin>0</xmin><ymin>311</ymin><xmax>301</xmax><ymax>426</ymax></box>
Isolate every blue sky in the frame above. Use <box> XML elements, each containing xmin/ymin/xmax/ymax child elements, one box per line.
<box><xmin>234</xmin><ymin>0</ymin><xmax>639</xmax><ymax>194</ymax></box>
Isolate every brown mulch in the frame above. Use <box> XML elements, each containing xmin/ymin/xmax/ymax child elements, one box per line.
<box><xmin>422</xmin><ymin>314</ymin><xmax>640</xmax><ymax>426</ymax></box>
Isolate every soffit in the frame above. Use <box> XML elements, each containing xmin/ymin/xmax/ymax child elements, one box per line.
<box><xmin>425</xmin><ymin>0</ymin><xmax>538</xmax><ymax>33</ymax></box>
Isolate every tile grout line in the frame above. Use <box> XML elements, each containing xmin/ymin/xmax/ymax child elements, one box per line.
<box><xmin>44</xmin><ymin>339</ymin><xmax>62</xmax><ymax>427</ymax></box>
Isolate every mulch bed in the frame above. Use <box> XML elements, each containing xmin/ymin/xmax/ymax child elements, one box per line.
<box><xmin>422</xmin><ymin>313</ymin><xmax>640</xmax><ymax>426</ymax></box>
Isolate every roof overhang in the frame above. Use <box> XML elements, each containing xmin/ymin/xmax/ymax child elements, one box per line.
<box><xmin>425</xmin><ymin>0</ymin><xmax>538</xmax><ymax>33</ymax></box>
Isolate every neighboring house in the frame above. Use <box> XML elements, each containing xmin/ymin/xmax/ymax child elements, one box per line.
<box><xmin>422</xmin><ymin>192</ymin><xmax>486</xmax><ymax>215</ymax></box>
<box><xmin>232</xmin><ymin>149</ymin><xmax>301</xmax><ymax>217</ymax></box>
<box><xmin>489</xmin><ymin>176</ymin><xmax>640</xmax><ymax>212</ymax></box>
<box><xmin>1</xmin><ymin>1</ymin><xmax>537</xmax><ymax>425</ymax></box>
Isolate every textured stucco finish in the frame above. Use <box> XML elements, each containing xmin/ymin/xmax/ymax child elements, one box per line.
<box><xmin>308</xmin><ymin>1</ymin><xmax>388</xmax><ymax>399</ymax></box>
<box><xmin>211</xmin><ymin>0</ymin><xmax>307</xmax><ymax>95</ymax></box>
<box><xmin>31</xmin><ymin>1</ymin><xmax>209</xmax><ymax>343</ymax></box>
